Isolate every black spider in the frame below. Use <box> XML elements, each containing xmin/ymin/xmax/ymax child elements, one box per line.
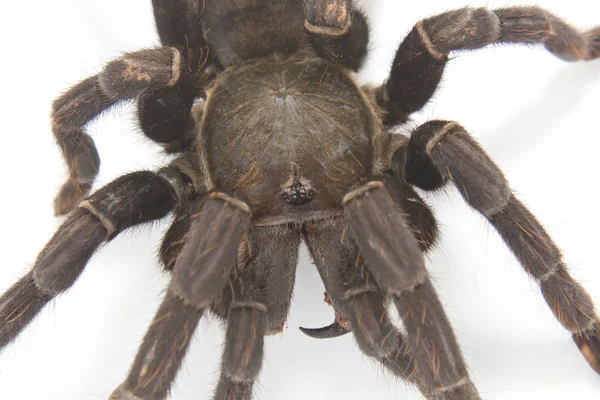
<box><xmin>1</xmin><ymin>1</ymin><xmax>600</xmax><ymax>399</ymax></box>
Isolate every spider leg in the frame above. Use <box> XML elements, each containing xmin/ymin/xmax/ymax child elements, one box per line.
<box><xmin>52</xmin><ymin>46</ymin><xmax>182</xmax><ymax>215</ymax></box>
<box><xmin>343</xmin><ymin>182</ymin><xmax>481</xmax><ymax>399</ymax></box>
<box><xmin>110</xmin><ymin>193</ymin><xmax>250</xmax><ymax>399</ymax></box>
<box><xmin>376</xmin><ymin>7</ymin><xmax>600</xmax><ymax>125</ymax></box>
<box><xmin>386</xmin><ymin>136</ymin><xmax>440</xmax><ymax>253</ymax></box>
<box><xmin>140</xmin><ymin>1</ymin><xmax>220</xmax><ymax>154</ymax></box>
<box><xmin>304</xmin><ymin>218</ymin><xmax>426</xmax><ymax>389</ymax></box>
<box><xmin>212</xmin><ymin>225</ymin><xmax>300</xmax><ymax>399</ymax></box>
<box><xmin>159</xmin><ymin>184</ymin><xmax>197</xmax><ymax>272</ymax></box>
<box><xmin>403</xmin><ymin>120</ymin><xmax>600</xmax><ymax>374</ymax></box>
<box><xmin>110</xmin><ymin>290</ymin><xmax>204</xmax><ymax>400</ymax></box>
<box><xmin>152</xmin><ymin>0</ymin><xmax>206</xmax><ymax>49</ymax></box>
<box><xmin>213</xmin><ymin>305</ymin><xmax>266</xmax><ymax>400</ymax></box>
<box><xmin>304</xmin><ymin>0</ymin><xmax>369</xmax><ymax>70</ymax></box>
<box><xmin>137</xmin><ymin>81</ymin><xmax>201</xmax><ymax>154</ymax></box>
<box><xmin>302</xmin><ymin>156</ymin><xmax>441</xmax><ymax>394</ymax></box>
<box><xmin>0</xmin><ymin>165</ymin><xmax>189</xmax><ymax>350</ymax></box>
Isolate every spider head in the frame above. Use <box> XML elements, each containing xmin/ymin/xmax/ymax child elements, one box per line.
<box><xmin>198</xmin><ymin>57</ymin><xmax>380</xmax><ymax>220</ymax></box>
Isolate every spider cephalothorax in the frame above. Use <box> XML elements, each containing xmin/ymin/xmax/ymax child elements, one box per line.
<box><xmin>201</xmin><ymin>56</ymin><xmax>380</xmax><ymax>220</ymax></box>
<box><xmin>1</xmin><ymin>1</ymin><xmax>600</xmax><ymax>399</ymax></box>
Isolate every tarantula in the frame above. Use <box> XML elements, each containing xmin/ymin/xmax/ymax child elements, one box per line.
<box><xmin>1</xmin><ymin>0</ymin><xmax>599</xmax><ymax>399</ymax></box>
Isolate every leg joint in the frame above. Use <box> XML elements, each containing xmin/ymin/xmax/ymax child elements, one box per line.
<box><xmin>342</xmin><ymin>181</ymin><xmax>384</xmax><ymax>204</ymax></box>
<box><xmin>349</xmin><ymin>293</ymin><xmax>399</xmax><ymax>360</ymax></box>
<box><xmin>109</xmin><ymin>385</ymin><xmax>143</xmax><ymax>400</ymax></box>
<box><xmin>424</xmin><ymin>121</ymin><xmax>462</xmax><ymax>155</ymax></box>
<box><xmin>415</xmin><ymin>21</ymin><xmax>446</xmax><ymax>60</ymax></box>
<box><xmin>230</xmin><ymin>301</ymin><xmax>268</xmax><ymax>313</ymax></box>
<box><xmin>209</xmin><ymin>192</ymin><xmax>252</xmax><ymax>214</ymax></box>
<box><xmin>79</xmin><ymin>200</ymin><xmax>116</xmax><ymax>238</ymax></box>
<box><xmin>421</xmin><ymin>8</ymin><xmax>501</xmax><ymax>55</ymax></box>
<box><xmin>537</xmin><ymin>262</ymin><xmax>561</xmax><ymax>283</ymax></box>
<box><xmin>99</xmin><ymin>47</ymin><xmax>183</xmax><ymax>100</ymax></box>
<box><xmin>432</xmin><ymin>376</ymin><xmax>471</xmax><ymax>395</ymax></box>
<box><xmin>158</xmin><ymin>164</ymin><xmax>195</xmax><ymax>202</ymax></box>
<box><xmin>414</xmin><ymin>120</ymin><xmax>512</xmax><ymax>218</ymax></box>
<box><xmin>167</xmin><ymin>47</ymin><xmax>181</xmax><ymax>87</ymax></box>
<box><xmin>576</xmin><ymin>320</ymin><xmax>599</xmax><ymax>336</ymax></box>
<box><xmin>342</xmin><ymin>285</ymin><xmax>381</xmax><ymax>301</ymax></box>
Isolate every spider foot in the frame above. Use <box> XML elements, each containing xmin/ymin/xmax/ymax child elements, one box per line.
<box><xmin>54</xmin><ymin>179</ymin><xmax>91</xmax><ymax>216</ymax></box>
<box><xmin>573</xmin><ymin>325</ymin><xmax>600</xmax><ymax>374</ymax></box>
<box><xmin>586</xmin><ymin>27</ymin><xmax>600</xmax><ymax>60</ymax></box>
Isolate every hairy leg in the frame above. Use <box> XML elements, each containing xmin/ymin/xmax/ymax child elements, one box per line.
<box><xmin>110</xmin><ymin>291</ymin><xmax>203</xmax><ymax>400</ymax></box>
<box><xmin>211</xmin><ymin>225</ymin><xmax>300</xmax><ymax>399</ymax></box>
<box><xmin>0</xmin><ymin>165</ymin><xmax>189</xmax><ymax>350</ymax></box>
<box><xmin>140</xmin><ymin>1</ymin><xmax>219</xmax><ymax>154</ymax></box>
<box><xmin>152</xmin><ymin>0</ymin><xmax>206</xmax><ymax>49</ymax></box>
<box><xmin>403</xmin><ymin>120</ymin><xmax>600</xmax><ymax>374</ymax></box>
<box><xmin>304</xmin><ymin>0</ymin><xmax>369</xmax><ymax>70</ymax></box>
<box><xmin>304</xmin><ymin>218</ymin><xmax>425</xmax><ymax>392</ymax></box>
<box><xmin>111</xmin><ymin>193</ymin><xmax>251</xmax><ymax>399</ymax></box>
<box><xmin>383</xmin><ymin>133</ymin><xmax>439</xmax><ymax>253</ymax></box>
<box><xmin>343</xmin><ymin>182</ymin><xmax>480</xmax><ymax>399</ymax></box>
<box><xmin>376</xmin><ymin>6</ymin><xmax>600</xmax><ymax>124</ymax></box>
<box><xmin>52</xmin><ymin>47</ymin><xmax>182</xmax><ymax>215</ymax></box>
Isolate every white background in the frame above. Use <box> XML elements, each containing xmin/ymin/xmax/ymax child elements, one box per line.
<box><xmin>0</xmin><ymin>0</ymin><xmax>599</xmax><ymax>399</ymax></box>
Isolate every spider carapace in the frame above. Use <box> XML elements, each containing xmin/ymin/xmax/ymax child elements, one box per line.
<box><xmin>1</xmin><ymin>0</ymin><xmax>600</xmax><ymax>399</ymax></box>
<box><xmin>204</xmin><ymin>58</ymin><xmax>376</xmax><ymax>220</ymax></box>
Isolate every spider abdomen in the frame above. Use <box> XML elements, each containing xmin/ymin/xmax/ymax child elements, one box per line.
<box><xmin>200</xmin><ymin>57</ymin><xmax>379</xmax><ymax>221</ymax></box>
